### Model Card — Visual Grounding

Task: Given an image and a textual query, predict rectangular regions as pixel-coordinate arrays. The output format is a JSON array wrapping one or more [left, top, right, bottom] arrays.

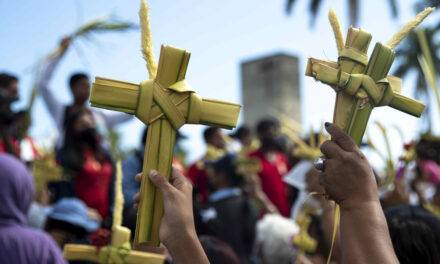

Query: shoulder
[[0, 226, 65, 262]]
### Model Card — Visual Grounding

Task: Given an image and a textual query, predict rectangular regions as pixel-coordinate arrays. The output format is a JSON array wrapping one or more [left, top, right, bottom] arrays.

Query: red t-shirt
[[0, 138, 20, 156], [249, 149, 290, 216], [73, 150, 113, 218], [187, 161, 209, 203]]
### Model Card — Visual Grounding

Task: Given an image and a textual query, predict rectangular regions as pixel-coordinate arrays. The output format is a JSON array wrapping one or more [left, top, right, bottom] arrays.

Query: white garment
[[283, 160, 313, 219], [256, 214, 299, 264], [37, 54, 132, 147]]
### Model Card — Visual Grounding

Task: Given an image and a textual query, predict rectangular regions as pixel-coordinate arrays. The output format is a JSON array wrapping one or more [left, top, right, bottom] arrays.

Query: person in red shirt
[[249, 118, 291, 216], [187, 127, 228, 203], [58, 108, 114, 225]]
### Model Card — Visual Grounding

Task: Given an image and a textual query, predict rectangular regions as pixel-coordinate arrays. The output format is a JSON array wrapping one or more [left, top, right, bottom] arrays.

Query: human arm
[[36, 37, 71, 129], [135, 169, 210, 264], [94, 108, 133, 128], [244, 173, 279, 214], [319, 123, 399, 264]]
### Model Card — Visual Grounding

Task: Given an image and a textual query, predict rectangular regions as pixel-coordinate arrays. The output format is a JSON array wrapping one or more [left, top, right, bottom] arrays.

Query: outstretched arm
[[135, 169, 209, 264], [36, 37, 71, 130], [93, 108, 133, 129], [319, 123, 399, 264]]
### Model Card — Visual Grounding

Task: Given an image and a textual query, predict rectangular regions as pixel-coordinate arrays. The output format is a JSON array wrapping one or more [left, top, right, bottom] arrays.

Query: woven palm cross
[[90, 1, 240, 246], [306, 8, 433, 145]]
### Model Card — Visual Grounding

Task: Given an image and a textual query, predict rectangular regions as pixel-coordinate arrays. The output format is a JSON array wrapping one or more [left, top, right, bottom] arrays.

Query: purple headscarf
[[0, 154, 66, 264]]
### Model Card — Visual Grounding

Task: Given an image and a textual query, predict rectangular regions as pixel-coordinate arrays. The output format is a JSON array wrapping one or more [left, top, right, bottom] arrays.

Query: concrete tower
[[241, 53, 301, 126]]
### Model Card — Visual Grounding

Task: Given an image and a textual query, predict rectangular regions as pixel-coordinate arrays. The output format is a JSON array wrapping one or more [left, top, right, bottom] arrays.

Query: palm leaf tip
[[139, 0, 158, 79], [72, 17, 137, 38], [328, 8, 344, 52], [387, 7, 435, 49]]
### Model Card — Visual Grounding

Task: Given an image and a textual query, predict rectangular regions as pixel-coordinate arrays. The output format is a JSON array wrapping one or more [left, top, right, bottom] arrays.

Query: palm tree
[[393, 26, 440, 100], [393, 0, 440, 128], [285, 0, 398, 27]]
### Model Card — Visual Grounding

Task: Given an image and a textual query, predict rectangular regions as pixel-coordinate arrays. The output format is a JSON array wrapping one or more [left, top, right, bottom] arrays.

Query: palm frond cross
[[306, 8, 433, 145]]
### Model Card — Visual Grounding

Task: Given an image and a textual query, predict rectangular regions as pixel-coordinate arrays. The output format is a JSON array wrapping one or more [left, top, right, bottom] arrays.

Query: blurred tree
[[416, 0, 440, 10], [393, 1, 440, 129], [394, 27, 440, 99], [285, 0, 398, 27]]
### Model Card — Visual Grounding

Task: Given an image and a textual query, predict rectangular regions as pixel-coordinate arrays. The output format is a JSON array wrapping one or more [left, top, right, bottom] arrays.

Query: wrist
[[339, 197, 381, 213], [165, 229, 208, 264], [163, 227, 197, 251]]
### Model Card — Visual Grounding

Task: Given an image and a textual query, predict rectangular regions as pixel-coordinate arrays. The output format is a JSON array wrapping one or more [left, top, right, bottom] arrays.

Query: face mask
[[76, 128, 98, 147], [260, 136, 283, 152]]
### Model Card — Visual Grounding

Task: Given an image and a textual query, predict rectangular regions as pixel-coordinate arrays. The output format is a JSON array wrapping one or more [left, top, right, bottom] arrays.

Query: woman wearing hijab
[[0, 154, 66, 264]]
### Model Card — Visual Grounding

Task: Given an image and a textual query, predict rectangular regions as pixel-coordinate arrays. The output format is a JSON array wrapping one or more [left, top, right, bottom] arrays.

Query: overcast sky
[[1, 0, 439, 165]]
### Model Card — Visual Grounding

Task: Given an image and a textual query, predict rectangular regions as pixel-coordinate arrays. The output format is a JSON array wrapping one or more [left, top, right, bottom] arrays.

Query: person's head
[[0, 72, 19, 101], [45, 198, 99, 247], [256, 117, 281, 152], [65, 108, 97, 144], [10, 110, 28, 140], [61, 108, 100, 172], [199, 236, 240, 264], [203, 127, 226, 149], [416, 136, 440, 164], [69, 72, 90, 105], [256, 214, 299, 264], [385, 205, 440, 264], [206, 154, 243, 192], [231, 125, 253, 147], [0, 154, 34, 225]]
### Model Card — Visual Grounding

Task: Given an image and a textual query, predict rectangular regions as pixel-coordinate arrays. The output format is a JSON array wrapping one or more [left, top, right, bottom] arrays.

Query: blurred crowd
[[1, 38, 440, 264]]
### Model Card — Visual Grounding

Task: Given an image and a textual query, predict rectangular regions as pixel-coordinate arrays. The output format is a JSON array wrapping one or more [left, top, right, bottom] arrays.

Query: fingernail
[[149, 170, 157, 177], [325, 122, 331, 127]]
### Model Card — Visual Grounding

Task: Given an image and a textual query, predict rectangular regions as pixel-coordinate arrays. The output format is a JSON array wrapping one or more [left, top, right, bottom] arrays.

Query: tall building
[[241, 53, 301, 127]]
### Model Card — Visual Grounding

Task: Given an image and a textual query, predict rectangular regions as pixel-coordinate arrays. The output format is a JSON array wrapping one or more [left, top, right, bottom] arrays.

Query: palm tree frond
[[388, 0, 399, 18], [308, 0, 324, 27], [285, 0, 299, 14]]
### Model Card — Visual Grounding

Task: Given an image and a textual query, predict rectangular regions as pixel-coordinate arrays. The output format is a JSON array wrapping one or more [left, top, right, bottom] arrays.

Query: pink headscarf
[[419, 159, 440, 184]]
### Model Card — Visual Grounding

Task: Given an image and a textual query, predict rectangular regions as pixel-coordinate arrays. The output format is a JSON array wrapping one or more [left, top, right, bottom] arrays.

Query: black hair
[[231, 125, 252, 140], [58, 108, 102, 174], [203, 127, 220, 142], [0, 72, 18, 89], [385, 205, 440, 264], [45, 218, 88, 240], [256, 117, 280, 136], [199, 236, 240, 264], [416, 136, 440, 164], [69, 72, 89, 89], [209, 154, 243, 187]]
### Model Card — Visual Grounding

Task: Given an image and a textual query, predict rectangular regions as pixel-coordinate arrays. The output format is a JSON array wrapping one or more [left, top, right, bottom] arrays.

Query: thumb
[[149, 170, 174, 194]]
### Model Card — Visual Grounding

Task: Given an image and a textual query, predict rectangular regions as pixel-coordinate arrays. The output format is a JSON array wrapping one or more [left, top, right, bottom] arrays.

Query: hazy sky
[[1, 0, 439, 164]]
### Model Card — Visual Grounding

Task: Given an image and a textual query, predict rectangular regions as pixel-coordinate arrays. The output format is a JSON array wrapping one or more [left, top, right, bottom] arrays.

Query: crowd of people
[[1, 37, 440, 264]]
